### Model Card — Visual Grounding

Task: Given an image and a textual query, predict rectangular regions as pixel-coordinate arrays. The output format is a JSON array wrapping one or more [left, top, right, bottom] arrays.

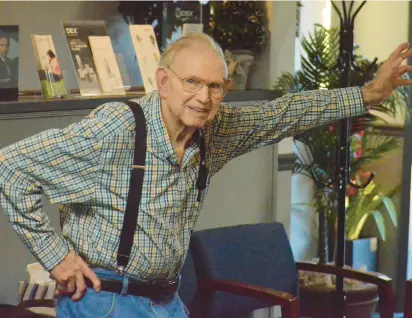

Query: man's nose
[[196, 85, 210, 103]]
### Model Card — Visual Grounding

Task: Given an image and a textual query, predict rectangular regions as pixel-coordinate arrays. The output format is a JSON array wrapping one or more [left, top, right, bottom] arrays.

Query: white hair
[[158, 33, 228, 79]]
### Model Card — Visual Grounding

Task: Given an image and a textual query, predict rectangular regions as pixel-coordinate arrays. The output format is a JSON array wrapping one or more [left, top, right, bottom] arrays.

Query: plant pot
[[299, 283, 378, 318], [226, 49, 254, 90], [346, 237, 378, 272], [299, 272, 378, 317]]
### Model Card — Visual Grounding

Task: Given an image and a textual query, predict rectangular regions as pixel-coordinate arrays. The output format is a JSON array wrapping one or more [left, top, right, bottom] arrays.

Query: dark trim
[[395, 112, 411, 311], [369, 124, 405, 137], [0, 89, 281, 115], [278, 153, 296, 171], [395, 1, 412, 310]]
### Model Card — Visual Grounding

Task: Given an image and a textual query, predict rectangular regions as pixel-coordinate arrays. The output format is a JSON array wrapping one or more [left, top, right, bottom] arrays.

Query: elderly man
[[0, 33, 411, 317]]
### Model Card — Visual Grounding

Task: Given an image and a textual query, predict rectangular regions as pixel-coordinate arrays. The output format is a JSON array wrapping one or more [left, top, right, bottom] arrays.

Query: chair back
[[190, 222, 298, 316], [178, 249, 198, 309]]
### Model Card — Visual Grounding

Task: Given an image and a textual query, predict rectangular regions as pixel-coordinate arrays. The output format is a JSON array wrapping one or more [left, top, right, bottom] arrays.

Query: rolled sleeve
[[336, 87, 365, 118]]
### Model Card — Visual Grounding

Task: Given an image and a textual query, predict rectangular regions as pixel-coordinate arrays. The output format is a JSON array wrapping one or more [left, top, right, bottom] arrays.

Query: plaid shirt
[[0, 87, 364, 279]]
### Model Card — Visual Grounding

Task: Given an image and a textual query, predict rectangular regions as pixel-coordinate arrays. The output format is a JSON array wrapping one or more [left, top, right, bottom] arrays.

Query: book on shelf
[[62, 21, 108, 96], [129, 25, 160, 94], [31, 35, 68, 99], [0, 25, 19, 101], [182, 23, 203, 36], [88, 36, 125, 95]]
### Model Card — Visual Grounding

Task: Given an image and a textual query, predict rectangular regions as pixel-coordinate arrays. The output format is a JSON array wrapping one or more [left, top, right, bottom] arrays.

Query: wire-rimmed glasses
[[167, 67, 230, 99]]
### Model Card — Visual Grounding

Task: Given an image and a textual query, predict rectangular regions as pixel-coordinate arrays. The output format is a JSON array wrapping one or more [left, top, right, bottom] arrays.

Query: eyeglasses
[[166, 67, 229, 98]]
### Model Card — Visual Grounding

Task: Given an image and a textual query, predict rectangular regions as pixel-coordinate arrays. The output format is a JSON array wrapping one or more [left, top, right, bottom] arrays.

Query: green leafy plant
[[208, 0, 268, 53], [346, 176, 399, 241], [273, 24, 408, 264]]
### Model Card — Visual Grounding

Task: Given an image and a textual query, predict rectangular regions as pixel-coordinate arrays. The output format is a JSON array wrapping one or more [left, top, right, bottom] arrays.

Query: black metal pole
[[334, 25, 353, 318], [331, 1, 371, 317]]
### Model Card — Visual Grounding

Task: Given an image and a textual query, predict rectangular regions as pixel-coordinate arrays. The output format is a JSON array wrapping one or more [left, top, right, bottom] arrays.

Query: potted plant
[[273, 23, 408, 317], [345, 175, 400, 271], [295, 125, 400, 267], [293, 121, 401, 265], [207, 0, 268, 90]]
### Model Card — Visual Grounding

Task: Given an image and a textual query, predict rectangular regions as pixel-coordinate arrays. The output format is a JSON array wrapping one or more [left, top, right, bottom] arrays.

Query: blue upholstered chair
[[179, 248, 199, 310], [188, 222, 299, 318], [179, 237, 299, 317], [183, 222, 394, 318]]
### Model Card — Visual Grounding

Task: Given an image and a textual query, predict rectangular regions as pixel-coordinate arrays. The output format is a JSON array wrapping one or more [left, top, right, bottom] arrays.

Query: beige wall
[[352, 1, 409, 62], [352, 1, 409, 126]]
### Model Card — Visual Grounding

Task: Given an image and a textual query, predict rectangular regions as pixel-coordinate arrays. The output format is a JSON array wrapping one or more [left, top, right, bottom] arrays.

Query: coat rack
[[330, 1, 377, 317]]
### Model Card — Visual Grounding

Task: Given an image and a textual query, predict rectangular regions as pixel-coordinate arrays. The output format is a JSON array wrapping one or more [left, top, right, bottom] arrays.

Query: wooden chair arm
[[18, 299, 55, 309], [296, 261, 393, 318], [198, 277, 299, 318], [404, 279, 412, 318]]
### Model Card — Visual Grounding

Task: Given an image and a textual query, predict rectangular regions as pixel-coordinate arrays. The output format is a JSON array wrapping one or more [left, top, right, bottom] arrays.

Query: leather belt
[[85, 276, 180, 302]]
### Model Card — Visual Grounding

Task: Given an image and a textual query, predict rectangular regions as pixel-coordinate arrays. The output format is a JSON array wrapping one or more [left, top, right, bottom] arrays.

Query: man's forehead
[[172, 45, 225, 80]]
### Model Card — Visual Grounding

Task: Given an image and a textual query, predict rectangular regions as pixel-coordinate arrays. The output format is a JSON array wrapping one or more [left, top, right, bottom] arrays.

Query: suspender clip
[[117, 265, 125, 276]]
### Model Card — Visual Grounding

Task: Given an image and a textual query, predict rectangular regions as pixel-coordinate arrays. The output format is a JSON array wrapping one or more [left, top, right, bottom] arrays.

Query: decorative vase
[[299, 282, 378, 318], [224, 49, 254, 90], [299, 271, 379, 317]]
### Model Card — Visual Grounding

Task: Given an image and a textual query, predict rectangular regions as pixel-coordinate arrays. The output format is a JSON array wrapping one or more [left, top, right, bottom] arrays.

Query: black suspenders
[[116, 101, 147, 275], [116, 101, 208, 275]]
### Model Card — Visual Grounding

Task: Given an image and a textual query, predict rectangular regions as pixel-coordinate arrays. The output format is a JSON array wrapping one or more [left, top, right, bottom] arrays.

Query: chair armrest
[[18, 299, 55, 309], [296, 261, 393, 318], [198, 277, 299, 318], [404, 279, 412, 318]]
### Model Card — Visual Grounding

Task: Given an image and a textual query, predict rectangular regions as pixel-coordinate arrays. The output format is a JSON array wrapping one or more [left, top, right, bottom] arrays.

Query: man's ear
[[225, 79, 232, 91], [156, 67, 168, 98]]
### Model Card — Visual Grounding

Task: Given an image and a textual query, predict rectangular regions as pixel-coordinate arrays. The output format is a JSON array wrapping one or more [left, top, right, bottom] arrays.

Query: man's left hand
[[361, 42, 412, 106]]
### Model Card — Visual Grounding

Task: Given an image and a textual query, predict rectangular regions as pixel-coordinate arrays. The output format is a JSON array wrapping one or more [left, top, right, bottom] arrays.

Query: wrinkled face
[[156, 43, 228, 130], [0, 37, 9, 58]]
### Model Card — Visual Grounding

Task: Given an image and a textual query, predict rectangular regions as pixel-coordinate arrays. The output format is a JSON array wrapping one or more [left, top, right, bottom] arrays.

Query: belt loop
[[121, 275, 129, 296]]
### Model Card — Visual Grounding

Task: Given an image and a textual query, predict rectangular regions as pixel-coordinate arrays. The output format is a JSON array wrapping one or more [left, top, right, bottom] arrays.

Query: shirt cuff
[[335, 86, 366, 118], [33, 233, 69, 271]]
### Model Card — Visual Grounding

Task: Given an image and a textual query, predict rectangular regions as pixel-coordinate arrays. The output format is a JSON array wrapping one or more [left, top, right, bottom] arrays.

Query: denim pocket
[[56, 288, 116, 318]]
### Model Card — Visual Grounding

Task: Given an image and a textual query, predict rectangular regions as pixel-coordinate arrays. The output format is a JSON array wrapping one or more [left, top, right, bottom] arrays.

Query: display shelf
[[0, 89, 281, 115]]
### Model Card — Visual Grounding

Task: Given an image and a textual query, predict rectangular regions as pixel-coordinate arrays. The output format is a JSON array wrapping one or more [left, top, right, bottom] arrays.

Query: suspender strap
[[196, 132, 208, 202], [117, 101, 147, 274]]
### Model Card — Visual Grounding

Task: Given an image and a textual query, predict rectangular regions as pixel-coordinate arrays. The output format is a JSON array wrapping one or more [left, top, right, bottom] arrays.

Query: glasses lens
[[209, 82, 225, 98], [182, 78, 202, 93]]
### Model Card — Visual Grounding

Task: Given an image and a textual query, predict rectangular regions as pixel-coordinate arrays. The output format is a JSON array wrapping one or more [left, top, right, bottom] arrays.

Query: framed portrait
[[0, 25, 19, 101]]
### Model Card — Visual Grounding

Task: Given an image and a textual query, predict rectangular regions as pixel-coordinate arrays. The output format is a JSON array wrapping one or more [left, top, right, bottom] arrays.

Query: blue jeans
[[55, 268, 189, 318]]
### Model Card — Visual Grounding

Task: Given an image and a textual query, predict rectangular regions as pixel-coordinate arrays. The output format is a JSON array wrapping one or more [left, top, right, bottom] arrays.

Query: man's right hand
[[50, 251, 101, 301]]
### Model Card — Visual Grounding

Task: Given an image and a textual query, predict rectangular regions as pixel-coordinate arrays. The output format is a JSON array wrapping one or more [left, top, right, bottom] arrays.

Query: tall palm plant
[[274, 24, 407, 265]]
